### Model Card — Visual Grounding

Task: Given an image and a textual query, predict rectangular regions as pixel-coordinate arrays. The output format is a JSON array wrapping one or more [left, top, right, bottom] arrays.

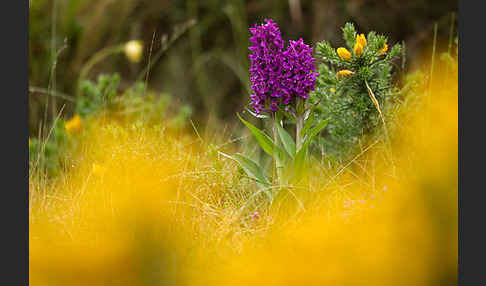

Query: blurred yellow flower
[[124, 40, 144, 63], [378, 43, 388, 54], [65, 114, 82, 134], [356, 33, 367, 48], [330, 88, 336, 93], [336, 70, 355, 80], [337, 47, 351, 61], [92, 163, 107, 177], [354, 42, 363, 56]]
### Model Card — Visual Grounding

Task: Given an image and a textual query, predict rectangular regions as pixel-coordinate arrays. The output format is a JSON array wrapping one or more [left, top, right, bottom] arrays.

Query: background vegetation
[[29, 0, 457, 133]]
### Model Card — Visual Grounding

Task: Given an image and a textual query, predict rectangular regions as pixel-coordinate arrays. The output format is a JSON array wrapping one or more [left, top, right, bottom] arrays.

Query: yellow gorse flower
[[378, 42, 388, 54], [356, 33, 367, 48], [65, 114, 82, 134], [330, 88, 336, 94], [124, 40, 144, 63], [336, 70, 355, 80], [354, 42, 363, 56], [337, 47, 351, 61]]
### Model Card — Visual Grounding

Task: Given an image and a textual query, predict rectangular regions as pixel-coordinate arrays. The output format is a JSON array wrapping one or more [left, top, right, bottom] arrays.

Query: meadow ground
[[29, 55, 457, 285]]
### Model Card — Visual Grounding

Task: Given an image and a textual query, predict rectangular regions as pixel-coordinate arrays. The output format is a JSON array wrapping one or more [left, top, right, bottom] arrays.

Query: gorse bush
[[77, 73, 121, 117], [78, 73, 192, 126], [30, 74, 121, 177], [30, 73, 192, 178], [312, 22, 402, 159]]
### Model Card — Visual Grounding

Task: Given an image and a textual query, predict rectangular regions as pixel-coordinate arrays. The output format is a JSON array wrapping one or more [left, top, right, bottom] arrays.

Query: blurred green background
[[29, 0, 457, 136]]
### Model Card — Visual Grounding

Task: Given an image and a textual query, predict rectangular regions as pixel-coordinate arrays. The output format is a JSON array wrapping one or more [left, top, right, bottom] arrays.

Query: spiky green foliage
[[76, 73, 121, 117], [312, 22, 402, 160], [29, 120, 71, 177], [30, 74, 192, 178]]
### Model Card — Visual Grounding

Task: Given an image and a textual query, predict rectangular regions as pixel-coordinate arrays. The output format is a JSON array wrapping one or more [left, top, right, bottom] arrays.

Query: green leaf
[[293, 118, 329, 179], [292, 146, 307, 181], [301, 109, 315, 137], [276, 121, 296, 158], [224, 152, 273, 199], [230, 153, 270, 185], [302, 118, 329, 151], [237, 113, 278, 156]]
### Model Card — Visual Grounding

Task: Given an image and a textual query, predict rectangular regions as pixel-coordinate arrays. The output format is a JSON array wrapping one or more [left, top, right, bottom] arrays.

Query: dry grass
[[29, 57, 457, 285]]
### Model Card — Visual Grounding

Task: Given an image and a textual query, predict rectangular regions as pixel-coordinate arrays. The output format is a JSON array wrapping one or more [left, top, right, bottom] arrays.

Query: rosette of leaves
[[222, 19, 327, 202], [312, 23, 402, 160], [225, 111, 327, 201]]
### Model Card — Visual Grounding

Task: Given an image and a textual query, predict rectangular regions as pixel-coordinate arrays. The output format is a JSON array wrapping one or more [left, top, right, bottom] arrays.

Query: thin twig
[[364, 80, 396, 175], [136, 19, 196, 83], [144, 30, 157, 95], [29, 86, 75, 102], [49, 0, 58, 121]]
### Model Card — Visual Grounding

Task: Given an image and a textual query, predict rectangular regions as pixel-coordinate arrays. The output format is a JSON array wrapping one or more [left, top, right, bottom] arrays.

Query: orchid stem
[[296, 114, 303, 152]]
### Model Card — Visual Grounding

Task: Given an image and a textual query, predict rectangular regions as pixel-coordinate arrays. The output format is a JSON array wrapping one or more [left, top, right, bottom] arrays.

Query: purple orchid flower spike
[[248, 19, 318, 114]]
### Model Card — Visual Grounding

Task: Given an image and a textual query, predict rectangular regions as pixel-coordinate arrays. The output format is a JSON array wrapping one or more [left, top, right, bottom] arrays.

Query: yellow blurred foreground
[[30, 58, 457, 285]]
